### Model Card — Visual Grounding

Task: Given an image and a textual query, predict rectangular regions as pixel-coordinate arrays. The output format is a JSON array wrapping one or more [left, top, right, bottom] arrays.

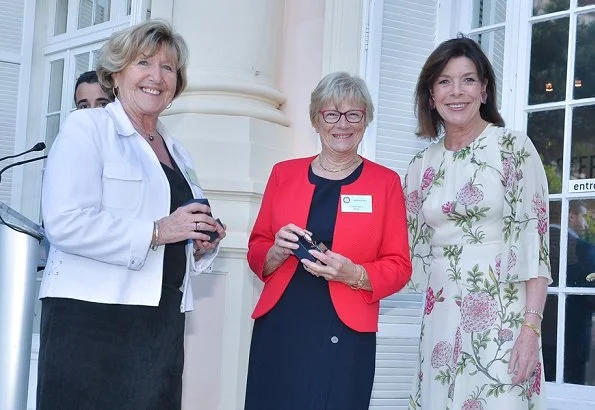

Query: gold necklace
[[318, 155, 361, 173]]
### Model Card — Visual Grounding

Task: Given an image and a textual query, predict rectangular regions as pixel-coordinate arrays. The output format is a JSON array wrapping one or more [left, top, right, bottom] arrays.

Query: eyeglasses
[[319, 109, 365, 124]]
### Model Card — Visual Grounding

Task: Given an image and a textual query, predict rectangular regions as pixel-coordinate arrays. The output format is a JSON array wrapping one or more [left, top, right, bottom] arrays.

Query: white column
[[152, 1, 291, 409]]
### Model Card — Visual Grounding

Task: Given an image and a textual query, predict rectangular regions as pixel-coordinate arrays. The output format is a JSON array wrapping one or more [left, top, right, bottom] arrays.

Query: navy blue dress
[[37, 158, 192, 410], [244, 163, 376, 410]]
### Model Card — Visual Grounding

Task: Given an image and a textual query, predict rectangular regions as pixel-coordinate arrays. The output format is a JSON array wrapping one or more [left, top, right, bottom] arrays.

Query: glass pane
[[45, 114, 61, 148], [78, 0, 110, 29], [74, 52, 90, 80], [564, 295, 595, 385], [54, 0, 68, 35], [470, 29, 505, 110], [549, 200, 562, 287], [574, 12, 595, 99], [533, 0, 569, 16], [78, 0, 93, 29], [570, 105, 595, 180], [542, 294, 558, 381], [578, 0, 595, 6], [527, 109, 565, 194], [471, 0, 507, 28], [528, 18, 569, 105], [565, 199, 595, 287], [94, 0, 110, 25], [92, 49, 101, 70], [47, 59, 64, 112]]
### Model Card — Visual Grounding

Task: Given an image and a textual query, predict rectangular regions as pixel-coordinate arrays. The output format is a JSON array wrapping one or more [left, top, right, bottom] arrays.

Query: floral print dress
[[404, 124, 551, 410]]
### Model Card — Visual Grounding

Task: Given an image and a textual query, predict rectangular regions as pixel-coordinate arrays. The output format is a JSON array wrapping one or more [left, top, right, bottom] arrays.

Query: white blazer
[[40, 99, 217, 312]]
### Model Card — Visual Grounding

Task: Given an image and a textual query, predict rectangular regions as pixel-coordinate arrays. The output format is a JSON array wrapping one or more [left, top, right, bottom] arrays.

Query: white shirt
[[40, 99, 217, 312]]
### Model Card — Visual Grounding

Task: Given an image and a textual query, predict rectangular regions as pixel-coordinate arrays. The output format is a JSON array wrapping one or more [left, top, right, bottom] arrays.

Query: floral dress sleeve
[[403, 148, 435, 292], [498, 129, 552, 284]]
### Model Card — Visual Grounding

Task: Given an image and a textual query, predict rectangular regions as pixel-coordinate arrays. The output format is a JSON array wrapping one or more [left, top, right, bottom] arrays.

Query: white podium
[[0, 202, 44, 410]]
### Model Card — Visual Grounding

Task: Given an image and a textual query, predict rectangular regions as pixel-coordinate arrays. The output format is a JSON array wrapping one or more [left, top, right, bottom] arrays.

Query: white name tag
[[340, 195, 372, 213]]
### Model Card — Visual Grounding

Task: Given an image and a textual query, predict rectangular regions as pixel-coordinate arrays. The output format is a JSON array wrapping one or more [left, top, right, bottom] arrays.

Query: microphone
[[0, 155, 48, 183], [0, 142, 46, 163]]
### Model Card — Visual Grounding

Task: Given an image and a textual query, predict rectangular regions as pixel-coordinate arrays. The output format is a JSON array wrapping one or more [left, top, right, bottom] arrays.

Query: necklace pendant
[[148, 135, 154, 141]]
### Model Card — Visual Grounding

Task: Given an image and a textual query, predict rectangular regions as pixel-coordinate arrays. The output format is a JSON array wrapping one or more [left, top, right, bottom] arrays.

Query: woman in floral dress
[[404, 36, 551, 409]]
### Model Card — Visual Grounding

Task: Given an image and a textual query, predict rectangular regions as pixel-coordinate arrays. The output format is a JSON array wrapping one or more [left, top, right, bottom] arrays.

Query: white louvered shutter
[[0, 0, 26, 204], [367, 0, 436, 408]]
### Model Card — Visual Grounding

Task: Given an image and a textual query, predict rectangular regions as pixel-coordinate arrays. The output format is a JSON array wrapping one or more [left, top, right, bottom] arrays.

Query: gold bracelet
[[150, 221, 159, 251], [522, 322, 541, 337], [525, 309, 543, 320], [350, 265, 367, 290]]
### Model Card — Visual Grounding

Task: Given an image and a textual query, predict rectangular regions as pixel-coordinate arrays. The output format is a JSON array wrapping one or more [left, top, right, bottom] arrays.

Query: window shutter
[[368, 0, 436, 408], [372, 0, 435, 178], [0, 0, 25, 204]]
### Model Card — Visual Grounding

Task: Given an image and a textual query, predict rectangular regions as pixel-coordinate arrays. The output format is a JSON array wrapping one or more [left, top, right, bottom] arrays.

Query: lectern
[[0, 202, 44, 410]]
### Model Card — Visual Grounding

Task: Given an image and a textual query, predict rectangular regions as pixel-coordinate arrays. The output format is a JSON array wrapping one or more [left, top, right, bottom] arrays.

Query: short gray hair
[[97, 20, 189, 99], [309, 72, 374, 127]]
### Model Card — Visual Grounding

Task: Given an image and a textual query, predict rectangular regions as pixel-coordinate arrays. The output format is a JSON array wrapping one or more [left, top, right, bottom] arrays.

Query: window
[[42, 0, 144, 148], [524, 0, 595, 393]]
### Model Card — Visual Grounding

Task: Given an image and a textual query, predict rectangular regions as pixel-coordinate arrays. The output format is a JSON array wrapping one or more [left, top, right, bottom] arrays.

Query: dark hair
[[74, 70, 114, 103], [414, 35, 505, 139]]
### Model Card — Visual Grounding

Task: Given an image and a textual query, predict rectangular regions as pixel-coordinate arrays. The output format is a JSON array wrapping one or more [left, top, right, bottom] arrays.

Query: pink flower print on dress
[[498, 328, 514, 342], [456, 182, 484, 206], [452, 327, 462, 364], [421, 167, 435, 191], [532, 194, 548, 235], [406, 190, 422, 215], [527, 362, 542, 397], [460, 292, 498, 333], [441, 201, 456, 215], [495, 254, 502, 278], [430, 341, 453, 368], [502, 158, 515, 189], [424, 287, 444, 315], [462, 399, 484, 410]]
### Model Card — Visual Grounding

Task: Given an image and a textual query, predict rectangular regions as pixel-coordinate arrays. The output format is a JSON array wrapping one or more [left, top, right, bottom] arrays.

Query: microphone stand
[[0, 155, 48, 183]]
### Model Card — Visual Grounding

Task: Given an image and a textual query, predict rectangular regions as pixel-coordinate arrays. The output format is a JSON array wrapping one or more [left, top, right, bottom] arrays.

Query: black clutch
[[184, 198, 224, 243], [293, 234, 328, 262]]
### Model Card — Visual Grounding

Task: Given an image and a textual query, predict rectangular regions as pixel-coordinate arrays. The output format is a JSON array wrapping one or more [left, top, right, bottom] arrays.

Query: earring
[[429, 97, 435, 109], [166, 101, 172, 109], [480, 91, 487, 104], [112, 87, 119, 98]]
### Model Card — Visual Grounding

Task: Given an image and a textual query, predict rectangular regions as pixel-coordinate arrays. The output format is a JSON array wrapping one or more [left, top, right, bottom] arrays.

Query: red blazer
[[247, 156, 412, 332]]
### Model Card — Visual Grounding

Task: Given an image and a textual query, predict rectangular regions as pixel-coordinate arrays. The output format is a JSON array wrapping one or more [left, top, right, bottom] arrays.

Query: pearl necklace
[[318, 155, 361, 173]]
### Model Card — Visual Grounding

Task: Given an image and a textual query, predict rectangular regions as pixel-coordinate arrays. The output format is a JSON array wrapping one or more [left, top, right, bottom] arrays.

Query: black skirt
[[36, 288, 185, 410]]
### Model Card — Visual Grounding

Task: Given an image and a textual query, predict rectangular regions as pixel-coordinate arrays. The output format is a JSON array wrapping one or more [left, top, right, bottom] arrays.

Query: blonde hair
[[97, 20, 189, 99], [309, 72, 375, 128]]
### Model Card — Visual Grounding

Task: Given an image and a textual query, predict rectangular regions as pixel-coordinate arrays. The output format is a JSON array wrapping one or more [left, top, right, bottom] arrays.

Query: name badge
[[340, 195, 372, 213], [185, 167, 201, 187]]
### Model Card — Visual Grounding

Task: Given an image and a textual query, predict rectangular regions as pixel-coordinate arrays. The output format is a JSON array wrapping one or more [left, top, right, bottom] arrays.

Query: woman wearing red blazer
[[244, 72, 412, 410]]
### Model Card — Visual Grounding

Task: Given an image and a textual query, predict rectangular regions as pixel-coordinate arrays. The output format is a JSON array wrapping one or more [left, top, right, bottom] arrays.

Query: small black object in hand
[[184, 198, 224, 243], [293, 234, 328, 262]]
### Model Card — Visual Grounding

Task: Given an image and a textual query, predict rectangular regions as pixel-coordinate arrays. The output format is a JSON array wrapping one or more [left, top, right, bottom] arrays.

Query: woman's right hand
[[157, 201, 219, 245], [263, 224, 310, 276]]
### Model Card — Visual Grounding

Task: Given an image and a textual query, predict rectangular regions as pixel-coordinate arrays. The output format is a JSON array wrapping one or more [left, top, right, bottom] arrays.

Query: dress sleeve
[[403, 150, 433, 293], [498, 131, 552, 284]]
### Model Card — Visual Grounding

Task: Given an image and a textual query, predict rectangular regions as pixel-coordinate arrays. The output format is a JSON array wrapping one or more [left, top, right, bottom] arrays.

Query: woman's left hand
[[508, 325, 540, 384], [300, 249, 360, 286], [193, 221, 227, 259]]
